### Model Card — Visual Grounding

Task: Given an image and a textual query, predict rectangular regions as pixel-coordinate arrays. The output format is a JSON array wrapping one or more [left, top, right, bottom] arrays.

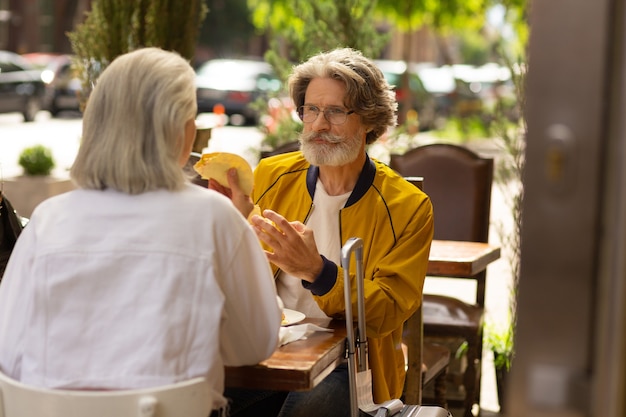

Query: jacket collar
[[305, 154, 376, 208]]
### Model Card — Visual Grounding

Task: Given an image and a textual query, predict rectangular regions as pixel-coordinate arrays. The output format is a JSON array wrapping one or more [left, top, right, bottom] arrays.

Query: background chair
[[0, 371, 211, 417], [390, 143, 494, 417]]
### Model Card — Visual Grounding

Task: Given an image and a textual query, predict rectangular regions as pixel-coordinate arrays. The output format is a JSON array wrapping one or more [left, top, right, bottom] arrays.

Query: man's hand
[[208, 168, 254, 219], [250, 209, 324, 282]]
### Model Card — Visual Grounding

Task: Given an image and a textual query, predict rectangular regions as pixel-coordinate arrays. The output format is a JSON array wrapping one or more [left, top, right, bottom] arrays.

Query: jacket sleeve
[[314, 194, 434, 338]]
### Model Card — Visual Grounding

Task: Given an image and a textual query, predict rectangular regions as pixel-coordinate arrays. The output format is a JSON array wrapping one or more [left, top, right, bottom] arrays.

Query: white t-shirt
[[0, 184, 281, 410], [276, 180, 350, 318]]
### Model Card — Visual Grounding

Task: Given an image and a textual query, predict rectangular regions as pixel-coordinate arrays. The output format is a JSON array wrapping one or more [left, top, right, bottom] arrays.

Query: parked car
[[448, 63, 514, 111], [416, 65, 485, 118], [40, 55, 82, 116], [195, 58, 281, 126], [20, 52, 63, 69], [22, 53, 83, 117], [374, 60, 440, 130], [0, 50, 46, 122]]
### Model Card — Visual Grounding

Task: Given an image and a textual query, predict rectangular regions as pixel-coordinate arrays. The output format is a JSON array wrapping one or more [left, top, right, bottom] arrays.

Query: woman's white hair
[[71, 47, 197, 194]]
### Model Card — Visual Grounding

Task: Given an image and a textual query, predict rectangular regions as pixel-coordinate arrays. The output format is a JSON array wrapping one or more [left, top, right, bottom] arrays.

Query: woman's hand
[[208, 168, 254, 219], [250, 209, 324, 282]]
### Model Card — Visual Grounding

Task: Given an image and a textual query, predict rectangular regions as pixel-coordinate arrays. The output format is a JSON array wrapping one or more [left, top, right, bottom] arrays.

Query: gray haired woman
[[0, 47, 281, 416]]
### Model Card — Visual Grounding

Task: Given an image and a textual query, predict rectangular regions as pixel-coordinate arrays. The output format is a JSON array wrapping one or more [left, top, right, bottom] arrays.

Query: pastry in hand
[[193, 152, 254, 194]]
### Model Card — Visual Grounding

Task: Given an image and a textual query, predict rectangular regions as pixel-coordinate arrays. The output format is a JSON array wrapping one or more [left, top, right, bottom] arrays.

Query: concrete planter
[[2, 175, 75, 218]]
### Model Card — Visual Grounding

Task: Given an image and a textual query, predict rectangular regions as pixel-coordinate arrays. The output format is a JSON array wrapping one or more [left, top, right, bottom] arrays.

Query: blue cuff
[[302, 255, 337, 296]]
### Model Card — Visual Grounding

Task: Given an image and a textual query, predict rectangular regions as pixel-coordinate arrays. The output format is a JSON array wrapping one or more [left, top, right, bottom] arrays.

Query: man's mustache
[[300, 132, 343, 144]]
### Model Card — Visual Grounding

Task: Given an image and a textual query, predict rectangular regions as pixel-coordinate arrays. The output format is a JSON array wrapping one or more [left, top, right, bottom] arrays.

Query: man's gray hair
[[288, 48, 397, 144]]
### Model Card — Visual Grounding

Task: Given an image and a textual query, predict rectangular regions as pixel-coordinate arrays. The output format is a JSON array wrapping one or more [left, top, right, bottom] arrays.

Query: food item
[[277, 296, 287, 325], [193, 152, 254, 195]]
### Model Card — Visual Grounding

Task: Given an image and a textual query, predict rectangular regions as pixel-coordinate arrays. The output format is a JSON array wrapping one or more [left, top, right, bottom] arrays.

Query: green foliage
[[458, 28, 493, 65], [488, 66, 526, 368], [376, 0, 487, 33], [198, 0, 255, 59], [432, 115, 492, 142], [485, 320, 514, 370], [18, 145, 56, 176], [492, 0, 530, 60], [481, 1, 528, 373], [250, 0, 389, 82], [67, 0, 208, 109]]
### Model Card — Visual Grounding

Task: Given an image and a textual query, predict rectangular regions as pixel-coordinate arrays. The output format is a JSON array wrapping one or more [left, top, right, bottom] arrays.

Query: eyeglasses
[[297, 105, 354, 125]]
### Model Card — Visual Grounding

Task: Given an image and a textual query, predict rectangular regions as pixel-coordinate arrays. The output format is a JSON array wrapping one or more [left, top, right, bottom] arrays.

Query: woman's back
[[0, 184, 280, 409]]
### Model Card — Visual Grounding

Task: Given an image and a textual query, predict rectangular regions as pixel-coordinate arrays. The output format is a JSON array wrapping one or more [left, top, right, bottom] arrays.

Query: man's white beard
[[299, 131, 361, 166]]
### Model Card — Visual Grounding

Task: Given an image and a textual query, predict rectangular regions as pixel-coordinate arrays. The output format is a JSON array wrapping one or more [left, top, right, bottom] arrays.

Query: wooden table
[[427, 239, 500, 278], [225, 318, 347, 392], [225, 239, 501, 392]]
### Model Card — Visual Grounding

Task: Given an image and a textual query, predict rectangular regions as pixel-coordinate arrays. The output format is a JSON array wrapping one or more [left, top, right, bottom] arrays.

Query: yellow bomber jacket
[[252, 152, 434, 403]]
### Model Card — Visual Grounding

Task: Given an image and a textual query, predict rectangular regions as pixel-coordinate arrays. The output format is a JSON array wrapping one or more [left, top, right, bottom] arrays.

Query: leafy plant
[[67, 0, 208, 110], [483, 18, 528, 373], [18, 145, 56, 176], [249, 0, 388, 81], [484, 319, 514, 371], [432, 115, 492, 142]]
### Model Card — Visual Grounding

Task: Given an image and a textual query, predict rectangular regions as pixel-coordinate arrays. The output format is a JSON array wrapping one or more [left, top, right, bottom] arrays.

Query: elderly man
[[218, 47, 434, 417]]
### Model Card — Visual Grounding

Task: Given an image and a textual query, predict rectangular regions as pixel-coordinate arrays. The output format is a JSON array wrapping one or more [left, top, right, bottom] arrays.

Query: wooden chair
[[0, 371, 211, 417], [390, 144, 493, 417], [402, 176, 451, 409], [403, 304, 451, 408]]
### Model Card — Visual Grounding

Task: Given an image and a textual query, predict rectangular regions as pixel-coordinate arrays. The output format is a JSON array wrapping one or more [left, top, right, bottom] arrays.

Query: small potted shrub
[[18, 144, 55, 176], [3, 144, 73, 217], [485, 319, 514, 412]]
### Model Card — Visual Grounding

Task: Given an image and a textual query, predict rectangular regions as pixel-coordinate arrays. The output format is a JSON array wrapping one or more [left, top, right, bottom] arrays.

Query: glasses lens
[[298, 106, 318, 123], [326, 109, 347, 124], [298, 106, 350, 124]]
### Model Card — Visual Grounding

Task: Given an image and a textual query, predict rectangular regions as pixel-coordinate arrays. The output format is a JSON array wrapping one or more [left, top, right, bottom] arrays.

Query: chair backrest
[[389, 144, 493, 243], [184, 152, 208, 188], [0, 372, 211, 417], [390, 143, 493, 307]]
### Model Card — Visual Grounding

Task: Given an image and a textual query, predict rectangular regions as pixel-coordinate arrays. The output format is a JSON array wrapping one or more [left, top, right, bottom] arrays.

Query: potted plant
[[257, 97, 303, 158], [3, 145, 74, 218], [484, 317, 515, 412], [18, 144, 55, 176]]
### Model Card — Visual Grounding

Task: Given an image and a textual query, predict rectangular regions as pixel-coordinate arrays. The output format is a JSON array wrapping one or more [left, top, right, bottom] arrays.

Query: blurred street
[[0, 111, 511, 416]]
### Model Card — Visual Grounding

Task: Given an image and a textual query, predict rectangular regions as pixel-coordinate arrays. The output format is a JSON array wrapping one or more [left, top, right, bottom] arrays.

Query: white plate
[[282, 308, 306, 326]]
